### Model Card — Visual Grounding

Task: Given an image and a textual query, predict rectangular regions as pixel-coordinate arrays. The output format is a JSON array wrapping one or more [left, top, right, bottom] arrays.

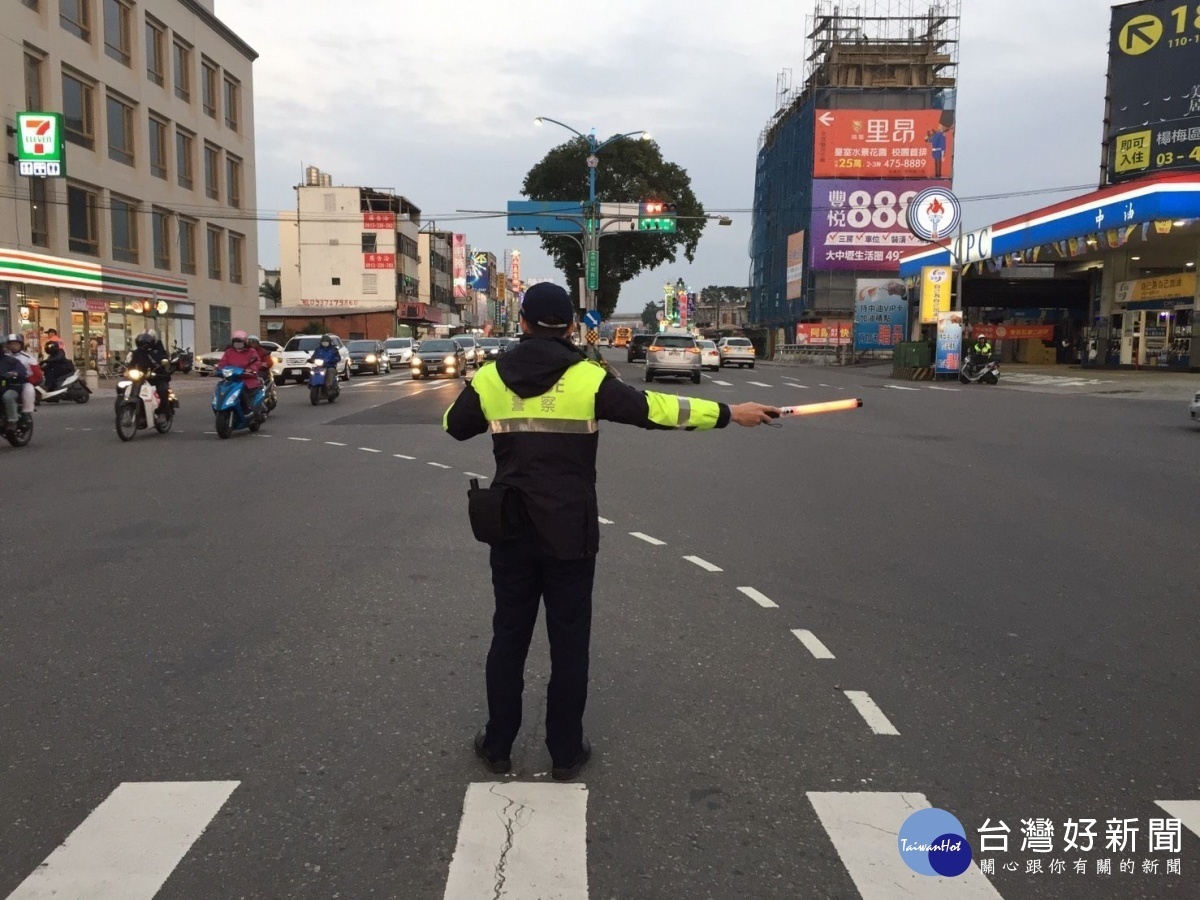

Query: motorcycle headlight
[[313, 360, 325, 368], [221, 367, 235, 377], [365, 354, 376, 363], [128, 368, 143, 380]]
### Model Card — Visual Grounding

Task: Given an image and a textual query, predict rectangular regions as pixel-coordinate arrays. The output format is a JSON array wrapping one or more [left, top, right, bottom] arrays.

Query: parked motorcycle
[[212, 366, 265, 439], [308, 359, 340, 405], [114, 367, 177, 441], [36, 369, 91, 405], [959, 358, 1001, 385], [170, 345, 194, 375]]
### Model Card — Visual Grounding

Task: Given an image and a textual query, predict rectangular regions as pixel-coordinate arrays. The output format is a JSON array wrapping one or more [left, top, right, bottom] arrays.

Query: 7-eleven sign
[[16, 112, 67, 178]]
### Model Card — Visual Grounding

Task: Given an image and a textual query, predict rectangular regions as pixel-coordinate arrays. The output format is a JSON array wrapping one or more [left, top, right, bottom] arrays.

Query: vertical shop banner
[[813, 109, 954, 179], [811, 179, 950, 271], [935, 311, 964, 374], [853, 279, 908, 350], [467, 251, 490, 292], [452, 235, 467, 298], [785, 230, 806, 300], [919, 266, 953, 324]]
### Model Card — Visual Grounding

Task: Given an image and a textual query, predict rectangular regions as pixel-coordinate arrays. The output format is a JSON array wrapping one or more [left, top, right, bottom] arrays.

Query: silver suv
[[645, 333, 701, 384]]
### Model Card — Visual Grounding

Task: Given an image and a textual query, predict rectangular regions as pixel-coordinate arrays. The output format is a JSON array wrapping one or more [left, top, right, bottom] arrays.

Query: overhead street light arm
[[533, 116, 586, 139], [593, 130, 651, 153]]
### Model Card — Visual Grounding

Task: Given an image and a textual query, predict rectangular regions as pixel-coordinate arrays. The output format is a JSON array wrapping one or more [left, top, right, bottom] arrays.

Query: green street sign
[[586, 250, 599, 290], [16, 112, 67, 177]]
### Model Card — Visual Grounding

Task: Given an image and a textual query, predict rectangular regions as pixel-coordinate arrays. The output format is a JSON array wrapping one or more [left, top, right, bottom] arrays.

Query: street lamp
[[533, 116, 650, 206]]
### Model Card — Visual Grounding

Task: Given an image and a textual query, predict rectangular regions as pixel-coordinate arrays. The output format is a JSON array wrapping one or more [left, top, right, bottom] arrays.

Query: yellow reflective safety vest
[[472, 358, 608, 434]]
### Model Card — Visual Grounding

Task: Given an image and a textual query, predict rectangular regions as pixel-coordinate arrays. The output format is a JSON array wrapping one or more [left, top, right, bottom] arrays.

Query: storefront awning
[[898, 173, 1200, 279]]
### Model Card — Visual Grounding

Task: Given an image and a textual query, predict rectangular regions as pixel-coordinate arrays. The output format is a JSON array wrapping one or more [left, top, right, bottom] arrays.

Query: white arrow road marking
[[844, 691, 900, 735], [683, 555, 723, 572], [737, 586, 778, 609], [6, 781, 240, 900]]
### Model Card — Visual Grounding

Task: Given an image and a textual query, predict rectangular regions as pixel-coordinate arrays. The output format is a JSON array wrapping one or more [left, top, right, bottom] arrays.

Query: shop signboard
[[919, 266, 953, 324], [362, 212, 395, 230], [363, 253, 395, 270], [935, 311, 964, 374], [467, 251, 490, 292], [972, 324, 1056, 342], [1115, 272, 1197, 305], [795, 322, 852, 346], [853, 279, 908, 350], [452, 235, 468, 298], [810, 179, 950, 272], [16, 112, 67, 178], [813, 109, 954, 180], [785, 230, 806, 300]]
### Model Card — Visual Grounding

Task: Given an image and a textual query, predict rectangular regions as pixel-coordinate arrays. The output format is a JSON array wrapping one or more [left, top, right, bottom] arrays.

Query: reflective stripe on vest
[[473, 358, 608, 434]]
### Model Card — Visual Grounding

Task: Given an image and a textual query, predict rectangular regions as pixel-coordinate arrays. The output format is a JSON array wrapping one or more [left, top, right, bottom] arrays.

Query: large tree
[[640, 301, 663, 330], [522, 137, 705, 317]]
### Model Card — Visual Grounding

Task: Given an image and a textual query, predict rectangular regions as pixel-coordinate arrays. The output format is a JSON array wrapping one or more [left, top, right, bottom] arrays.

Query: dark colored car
[[476, 337, 504, 362], [627, 334, 656, 362], [410, 338, 466, 379], [346, 340, 391, 375]]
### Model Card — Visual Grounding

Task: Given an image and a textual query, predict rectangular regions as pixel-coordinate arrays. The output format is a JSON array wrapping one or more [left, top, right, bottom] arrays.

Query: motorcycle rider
[[0, 343, 28, 426], [308, 333, 341, 395], [247, 334, 275, 383], [969, 333, 993, 373], [216, 330, 263, 416], [6, 334, 38, 420], [128, 332, 173, 416], [41, 341, 76, 392]]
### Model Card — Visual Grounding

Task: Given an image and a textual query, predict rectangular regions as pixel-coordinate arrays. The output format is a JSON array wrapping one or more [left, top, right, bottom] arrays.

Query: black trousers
[[484, 534, 595, 767]]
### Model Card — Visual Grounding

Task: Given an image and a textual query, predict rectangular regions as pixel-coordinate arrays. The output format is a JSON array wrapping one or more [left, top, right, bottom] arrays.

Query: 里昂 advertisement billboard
[[785, 231, 806, 300], [452, 235, 467, 298], [920, 266, 953, 324], [853, 279, 908, 350], [813, 109, 954, 180], [796, 322, 851, 346], [810, 179, 950, 272]]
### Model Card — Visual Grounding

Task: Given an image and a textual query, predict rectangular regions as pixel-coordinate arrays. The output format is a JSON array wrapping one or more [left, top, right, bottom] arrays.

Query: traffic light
[[638, 200, 677, 232]]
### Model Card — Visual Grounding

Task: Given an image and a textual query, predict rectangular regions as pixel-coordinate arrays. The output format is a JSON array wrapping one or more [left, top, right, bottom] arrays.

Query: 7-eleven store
[[0, 249, 193, 370]]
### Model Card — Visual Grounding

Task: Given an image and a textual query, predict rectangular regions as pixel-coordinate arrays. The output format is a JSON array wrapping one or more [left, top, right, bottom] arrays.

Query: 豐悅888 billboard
[[810, 179, 950, 272]]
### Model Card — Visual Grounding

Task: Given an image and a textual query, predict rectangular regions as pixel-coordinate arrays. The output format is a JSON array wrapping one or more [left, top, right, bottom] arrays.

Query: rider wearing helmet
[[41, 341, 76, 392], [247, 334, 275, 382], [128, 332, 173, 415], [216, 330, 263, 414], [308, 333, 342, 390], [5, 334, 38, 419], [969, 333, 993, 371], [0, 335, 29, 425]]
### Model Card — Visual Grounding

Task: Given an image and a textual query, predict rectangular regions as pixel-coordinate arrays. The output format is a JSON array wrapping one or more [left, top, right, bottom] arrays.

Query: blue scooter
[[212, 366, 265, 439], [308, 359, 340, 405]]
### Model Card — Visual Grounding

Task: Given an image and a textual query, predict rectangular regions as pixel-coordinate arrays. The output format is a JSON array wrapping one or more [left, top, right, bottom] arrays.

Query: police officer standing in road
[[444, 282, 780, 780]]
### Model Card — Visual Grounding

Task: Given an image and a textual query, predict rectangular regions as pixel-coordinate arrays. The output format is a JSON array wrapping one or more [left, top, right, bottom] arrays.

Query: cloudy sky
[[218, 0, 1118, 313]]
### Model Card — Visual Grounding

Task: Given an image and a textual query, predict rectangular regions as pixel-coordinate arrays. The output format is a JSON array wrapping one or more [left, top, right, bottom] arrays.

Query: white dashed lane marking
[[325, 441, 346, 446], [883, 385, 920, 392], [791, 629, 835, 659], [683, 555, 723, 572], [629, 532, 666, 546], [464, 472, 489, 479], [394, 454, 416, 460], [927, 386, 961, 392], [747, 381, 773, 388], [287, 436, 311, 442], [359, 447, 381, 453], [428, 462, 452, 469], [712, 380, 733, 386], [597, 517, 614, 525], [737, 586, 778, 609], [843, 691, 900, 736]]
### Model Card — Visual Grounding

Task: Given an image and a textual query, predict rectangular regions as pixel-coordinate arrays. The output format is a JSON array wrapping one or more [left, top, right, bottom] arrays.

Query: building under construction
[[749, 0, 960, 343]]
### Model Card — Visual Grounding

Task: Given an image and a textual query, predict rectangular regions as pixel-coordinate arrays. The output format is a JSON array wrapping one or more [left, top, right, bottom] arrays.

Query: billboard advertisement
[[1108, 0, 1200, 180], [813, 109, 954, 180], [785, 231, 806, 300], [810, 179, 950, 271], [919, 265, 953, 324], [452, 235, 467, 298], [853, 279, 908, 350], [935, 311, 964, 374], [796, 322, 851, 346], [467, 250, 490, 292]]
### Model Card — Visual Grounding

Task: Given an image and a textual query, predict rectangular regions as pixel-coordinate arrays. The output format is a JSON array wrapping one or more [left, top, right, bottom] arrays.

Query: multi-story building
[[275, 167, 423, 340], [2, 0, 259, 363], [417, 228, 455, 335]]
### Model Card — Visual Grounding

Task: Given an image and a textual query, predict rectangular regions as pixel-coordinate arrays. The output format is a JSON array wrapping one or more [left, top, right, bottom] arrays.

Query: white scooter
[[36, 369, 91, 404], [959, 357, 1000, 385], [114, 367, 177, 441]]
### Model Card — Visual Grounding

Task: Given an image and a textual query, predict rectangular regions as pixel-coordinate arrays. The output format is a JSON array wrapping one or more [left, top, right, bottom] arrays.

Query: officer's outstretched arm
[[443, 383, 488, 440], [594, 375, 730, 431]]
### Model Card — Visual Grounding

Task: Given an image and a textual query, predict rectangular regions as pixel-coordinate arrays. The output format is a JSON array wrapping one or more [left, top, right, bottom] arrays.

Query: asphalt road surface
[[1, 354, 1197, 899]]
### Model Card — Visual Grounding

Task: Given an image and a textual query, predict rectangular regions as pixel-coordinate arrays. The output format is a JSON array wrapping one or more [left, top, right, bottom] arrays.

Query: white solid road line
[[359, 447, 382, 453], [1154, 800, 1200, 839], [748, 381, 773, 387], [683, 555, 723, 572], [7, 781, 240, 900], [325, 441, 346, 446], [428, 462, 452, 469], [737, 586, 778, 609], [844, 690, 900, 735], [629, 532, 666, 546], [807, 792, 1003, 899], [883, 385, 921, 392], [443, 782, 589, 900], [597, 517, 614, 525], [712, 380, 733, 386], [791, 629, 835, 659], [394, 454, 416, 460]]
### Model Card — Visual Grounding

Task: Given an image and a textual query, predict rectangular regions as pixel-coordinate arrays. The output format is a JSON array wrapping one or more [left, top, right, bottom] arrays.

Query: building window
[[30, 178, 49, 248], [228, 232, 244, 284], [67, 183, 99, 255], [363, 273, 378, 295], [223, 76, 240, 131], [176, 127, 194, 189], [149, 114, 168, 179], [111, 195, 138, 263], [201, 59, 217, 118], [24, 50, 44, 110], [362, 233, 377, 253], [179, 217, 196, 274], [106, 93, 135, 165], [152, 208, 171, 270], [62, 71, 95, 150], [103, 0, 130, 65], [207, 225, 223, 279], [173, 40, 191, 102], [204, 144, 220, 200], [225, 155, 242, 208], [145, 17, 165, 86], [60, 0, 91, 42], [209, 305, 231, 350]]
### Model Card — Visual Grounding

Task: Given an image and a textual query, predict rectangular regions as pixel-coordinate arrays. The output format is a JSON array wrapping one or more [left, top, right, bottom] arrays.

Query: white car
[[195, 350, 222, 376], [454, 335, 481, 369], [716, 336, 756, 369], [277, 334, 350, 385], [698, 339, 720, 371], [1191, 389, 1200, 424], [383, 337, 415, 367]]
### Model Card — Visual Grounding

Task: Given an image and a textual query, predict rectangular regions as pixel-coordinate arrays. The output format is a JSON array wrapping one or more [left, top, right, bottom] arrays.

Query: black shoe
[[551, 736, 592, 781], [473, 728, 511, 775]]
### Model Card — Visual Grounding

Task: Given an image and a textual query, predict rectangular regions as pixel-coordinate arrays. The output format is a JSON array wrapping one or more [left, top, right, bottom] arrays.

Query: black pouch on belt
[[467, 478, 527, 544]]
